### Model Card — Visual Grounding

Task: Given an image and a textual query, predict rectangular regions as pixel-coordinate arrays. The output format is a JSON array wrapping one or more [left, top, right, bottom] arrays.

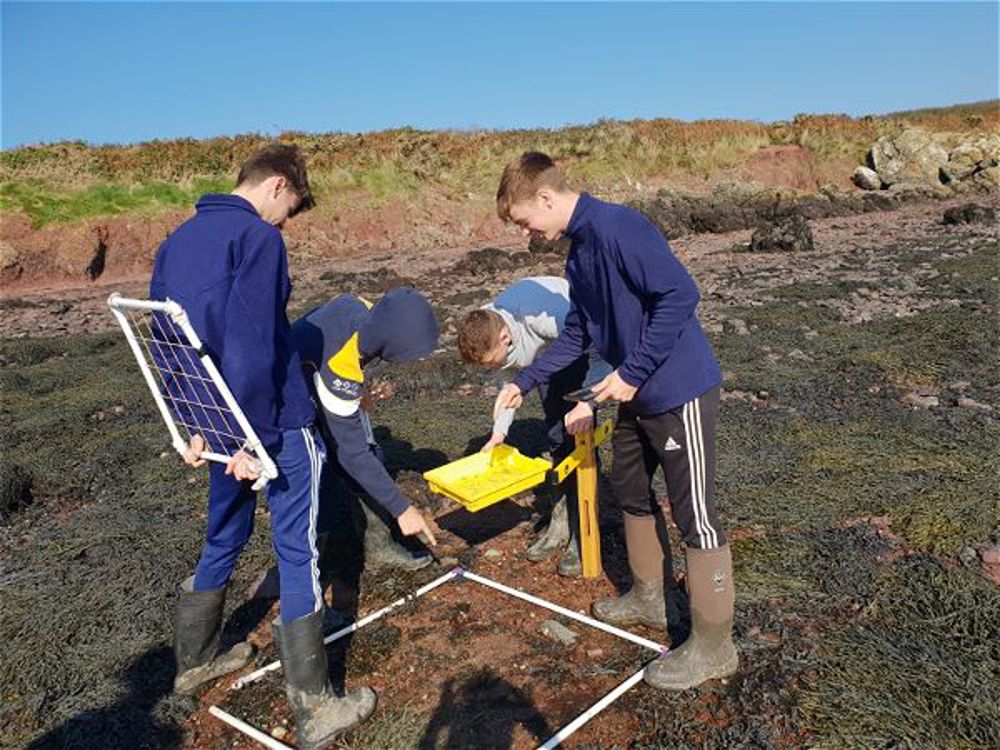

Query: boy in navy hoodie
[[493, 152, 737, 691], [291, 287, 439, 572], [150, 144, 375, 748]]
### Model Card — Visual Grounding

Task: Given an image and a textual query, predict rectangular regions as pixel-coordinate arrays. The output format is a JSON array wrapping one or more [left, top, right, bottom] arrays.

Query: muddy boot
[[173, 576, 253, 694], [557, 535, 582, 577], [526, 495, 571, 562], [645, 545, 738, 691], [591, 513, 669, 629], [274, 610, 377, 749], [360, 501, 431, 572]]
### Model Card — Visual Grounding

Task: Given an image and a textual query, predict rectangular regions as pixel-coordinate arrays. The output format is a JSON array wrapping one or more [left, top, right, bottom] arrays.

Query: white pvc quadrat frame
[[213, 567, 668, 750], [107, 293, 278, 491]]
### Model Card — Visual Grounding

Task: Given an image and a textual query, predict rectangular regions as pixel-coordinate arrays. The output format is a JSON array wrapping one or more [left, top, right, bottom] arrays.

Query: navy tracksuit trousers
[[192, 425, 326, 622]]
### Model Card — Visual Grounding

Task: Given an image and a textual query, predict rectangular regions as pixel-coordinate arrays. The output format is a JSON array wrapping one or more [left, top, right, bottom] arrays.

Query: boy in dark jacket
[[291, 287, 439, 571], [493, 152, 737, 691], [150, 144, 374, 748]]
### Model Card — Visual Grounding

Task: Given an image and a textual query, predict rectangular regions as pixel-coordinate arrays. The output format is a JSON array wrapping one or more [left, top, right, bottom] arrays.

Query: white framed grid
[[216, 567, 668, 749], [107, 293, 277, 490]]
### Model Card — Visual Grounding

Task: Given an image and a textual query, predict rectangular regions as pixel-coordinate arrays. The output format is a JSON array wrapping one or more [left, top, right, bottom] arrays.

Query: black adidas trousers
[[610, 386, 726, 550]]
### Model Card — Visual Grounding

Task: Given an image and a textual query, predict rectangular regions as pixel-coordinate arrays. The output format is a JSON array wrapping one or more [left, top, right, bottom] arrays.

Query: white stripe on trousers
[[683, 398, 718, 549], [302, 427, 323, 613]]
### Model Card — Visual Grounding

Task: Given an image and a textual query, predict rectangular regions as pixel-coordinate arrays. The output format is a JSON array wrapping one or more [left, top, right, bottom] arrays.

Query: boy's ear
[[536, 187, 555, 208]]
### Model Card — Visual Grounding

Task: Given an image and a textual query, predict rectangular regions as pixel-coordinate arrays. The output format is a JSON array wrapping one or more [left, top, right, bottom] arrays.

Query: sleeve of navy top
[[512, 296, 591, 394], [614, 217, 701, 388], [221, 225, 288, 451], [320, 409, 410, 518]]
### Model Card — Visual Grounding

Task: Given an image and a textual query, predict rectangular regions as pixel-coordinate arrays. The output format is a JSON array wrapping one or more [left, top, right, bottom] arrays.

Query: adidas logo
[[664, 437, 682, 452]]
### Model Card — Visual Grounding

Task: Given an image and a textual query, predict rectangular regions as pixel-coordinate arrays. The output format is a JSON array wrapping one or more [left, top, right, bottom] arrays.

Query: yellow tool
[[423, 419, 613, 578]]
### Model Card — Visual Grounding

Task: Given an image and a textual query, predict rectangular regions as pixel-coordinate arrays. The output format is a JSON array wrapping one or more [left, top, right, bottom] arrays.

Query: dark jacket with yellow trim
[[291, 288, 439, 518]]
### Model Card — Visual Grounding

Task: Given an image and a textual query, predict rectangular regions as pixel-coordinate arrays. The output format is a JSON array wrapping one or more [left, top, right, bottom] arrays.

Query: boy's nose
[[521, 227, 530, 237]]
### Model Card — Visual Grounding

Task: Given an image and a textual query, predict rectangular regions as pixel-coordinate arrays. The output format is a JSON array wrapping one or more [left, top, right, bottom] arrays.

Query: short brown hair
[[496, 151, 568, 221], [237, 143, 315, 216], [457, 309, 506, 364]]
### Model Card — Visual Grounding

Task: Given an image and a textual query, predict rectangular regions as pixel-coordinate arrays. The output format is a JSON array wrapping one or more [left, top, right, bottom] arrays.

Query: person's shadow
[[418, 668, 552, 750], [26, 645, 184, 750]]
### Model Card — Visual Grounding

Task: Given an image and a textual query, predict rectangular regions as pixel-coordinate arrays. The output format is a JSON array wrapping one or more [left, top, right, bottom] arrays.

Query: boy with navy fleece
[[291, 287, 439, 572], [150, 145, 374, 748], [493, 152, 737, 691]]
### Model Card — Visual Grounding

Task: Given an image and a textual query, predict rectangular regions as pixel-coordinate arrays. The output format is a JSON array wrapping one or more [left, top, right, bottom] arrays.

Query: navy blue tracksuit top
[[149, 194, 315, 452], [513, 193, 722, 416]]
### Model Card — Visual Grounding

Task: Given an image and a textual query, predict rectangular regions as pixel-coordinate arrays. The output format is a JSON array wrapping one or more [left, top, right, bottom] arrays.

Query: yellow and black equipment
[[423, 420, 613, 579]]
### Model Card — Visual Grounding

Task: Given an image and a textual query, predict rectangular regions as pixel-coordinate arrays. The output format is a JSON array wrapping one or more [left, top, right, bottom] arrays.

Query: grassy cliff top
[[2, 100, 997, 227]]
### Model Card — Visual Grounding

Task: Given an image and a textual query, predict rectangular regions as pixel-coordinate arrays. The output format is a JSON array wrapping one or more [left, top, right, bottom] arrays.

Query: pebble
[[541, 619, 579, 646], [725, 318, 750, 336], [957, 397, 992, 412], [483, 548, 503, 559], [981, 545, 1000, 565], [271, 727, 288, 740], [901, 391, 939, 409]]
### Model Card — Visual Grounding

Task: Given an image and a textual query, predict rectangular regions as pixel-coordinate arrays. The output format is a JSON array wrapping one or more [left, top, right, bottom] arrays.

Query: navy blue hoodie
[[513, 193, 722, 416], [149, 194, 315, 452]]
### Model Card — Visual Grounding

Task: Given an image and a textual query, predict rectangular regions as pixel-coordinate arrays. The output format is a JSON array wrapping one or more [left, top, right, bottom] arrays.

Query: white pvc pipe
[[233, 567, 462, 689], [208, 706, 292, 750], [459, 571, 666, 654], [535, 667, 648, 750]]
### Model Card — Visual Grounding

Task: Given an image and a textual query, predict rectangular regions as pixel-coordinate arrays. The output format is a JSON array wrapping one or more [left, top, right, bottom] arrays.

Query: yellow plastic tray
[[423, 444, 552, 512]]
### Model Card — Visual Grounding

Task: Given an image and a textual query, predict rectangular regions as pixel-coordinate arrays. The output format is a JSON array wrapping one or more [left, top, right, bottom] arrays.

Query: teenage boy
[[291, 287, 439, 572], [493, 152, 737, 691], [151, 144, 375, 749], [457, 276, 608, 576]]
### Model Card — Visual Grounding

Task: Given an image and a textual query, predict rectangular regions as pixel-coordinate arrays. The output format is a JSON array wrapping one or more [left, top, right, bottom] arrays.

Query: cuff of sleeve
[[617, 366, 645, 389], [382, 491, 410, 519], [511, 371, 536, 393]]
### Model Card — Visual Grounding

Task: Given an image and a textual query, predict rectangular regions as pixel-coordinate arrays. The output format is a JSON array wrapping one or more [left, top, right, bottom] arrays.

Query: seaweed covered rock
[[749, 212, 814, 253], [943, 203, 997, 226], [0, 460, 33, 523]]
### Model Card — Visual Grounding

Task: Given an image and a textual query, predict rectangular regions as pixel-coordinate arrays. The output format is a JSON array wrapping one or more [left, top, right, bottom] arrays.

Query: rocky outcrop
[[855, 129, 999, 194]]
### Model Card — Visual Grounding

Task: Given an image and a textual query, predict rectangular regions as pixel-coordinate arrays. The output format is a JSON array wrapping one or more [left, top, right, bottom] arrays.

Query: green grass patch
[[0, 176, 233, 227]]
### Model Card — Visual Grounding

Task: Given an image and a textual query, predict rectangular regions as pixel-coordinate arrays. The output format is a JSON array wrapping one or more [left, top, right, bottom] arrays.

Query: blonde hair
[[457, 309, 506, 364], [496, 151, 568, 221]]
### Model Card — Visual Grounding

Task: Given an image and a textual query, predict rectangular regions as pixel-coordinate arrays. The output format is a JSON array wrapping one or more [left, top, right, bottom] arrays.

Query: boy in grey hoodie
[[457, 276, 609, 576]]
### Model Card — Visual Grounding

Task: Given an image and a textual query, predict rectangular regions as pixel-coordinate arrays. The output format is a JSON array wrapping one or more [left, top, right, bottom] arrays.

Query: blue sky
[[2, 2, 997, 149]]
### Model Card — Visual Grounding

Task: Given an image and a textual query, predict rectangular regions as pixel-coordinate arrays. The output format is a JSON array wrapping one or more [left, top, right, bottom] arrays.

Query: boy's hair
[[496, 151, 568, 221], [457, 309, 506, 364], [237, 143, 316, 215]]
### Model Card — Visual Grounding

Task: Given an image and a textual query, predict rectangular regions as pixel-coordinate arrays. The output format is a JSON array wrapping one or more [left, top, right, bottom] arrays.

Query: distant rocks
[[852, 166, 882, 191], [854, 129, 1000, 194], [749, 211, 814, 253], [942, 203, 996, 225]]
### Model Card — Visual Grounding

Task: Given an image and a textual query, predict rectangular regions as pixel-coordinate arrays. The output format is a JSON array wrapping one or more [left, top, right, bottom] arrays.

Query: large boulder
[[869, 129, 949, 187]]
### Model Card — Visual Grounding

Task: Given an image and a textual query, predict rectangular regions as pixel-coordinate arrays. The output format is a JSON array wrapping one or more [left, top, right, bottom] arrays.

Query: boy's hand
[[493, 383, 523, 419], [397, 505, 438, 546], [226, 450, 262, 482], [564, 401, 596, 435], [592, 370, 638, 404], [183, 435, 207, 467], [480, 432, 507, 453]]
